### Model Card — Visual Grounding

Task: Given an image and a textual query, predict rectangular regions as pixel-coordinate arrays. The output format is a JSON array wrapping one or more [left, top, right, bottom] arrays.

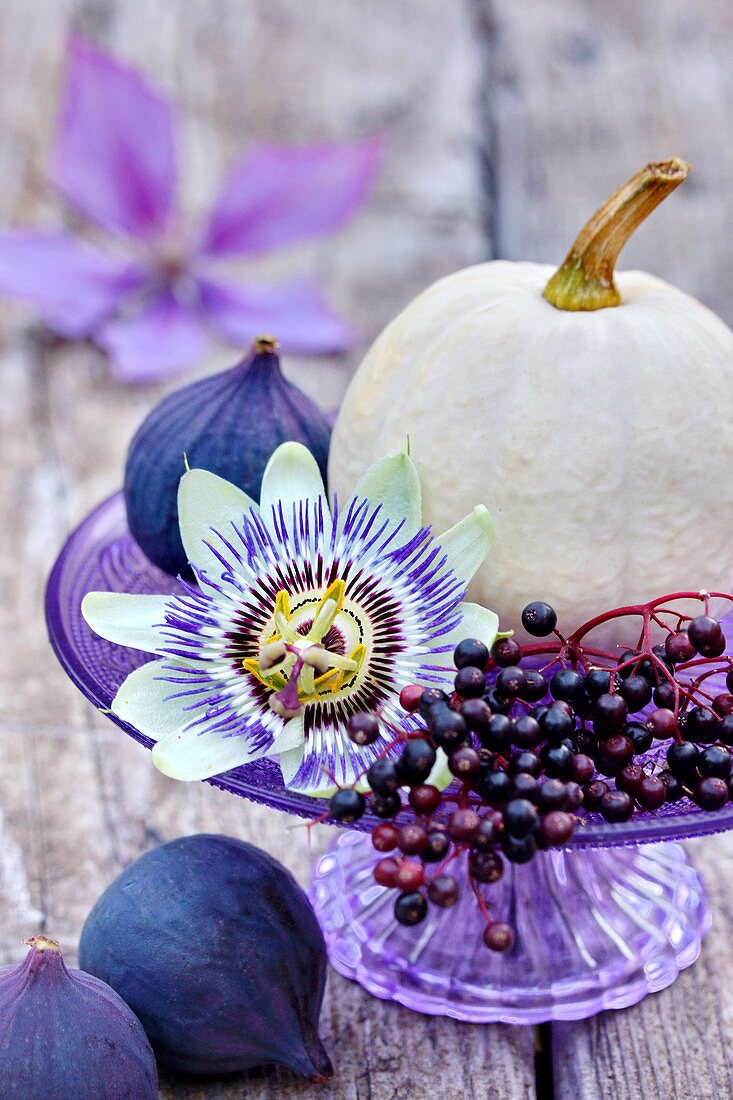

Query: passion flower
[[0, 936, 157, 1099], [124, 335, 332, 577], [83, 442, 497, 794]]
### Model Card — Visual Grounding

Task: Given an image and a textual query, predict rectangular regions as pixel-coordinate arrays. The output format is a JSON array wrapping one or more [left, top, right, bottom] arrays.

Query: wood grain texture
[[0, 2, 537, 1098], [475, 0, 733, 323], [0, 1, 732, 1098]]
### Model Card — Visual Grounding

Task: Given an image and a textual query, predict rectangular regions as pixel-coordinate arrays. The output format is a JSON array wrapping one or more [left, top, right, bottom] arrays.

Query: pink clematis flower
[[0, 37, 383, 382]]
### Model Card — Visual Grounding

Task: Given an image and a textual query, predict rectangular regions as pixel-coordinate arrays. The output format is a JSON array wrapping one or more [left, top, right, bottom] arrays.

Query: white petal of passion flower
[[152, 721, 267, 781], [259, 440, 331, 542], [436, 601, 500, 655], [81, 592, 169, 652], [436, 505, 495, 587], [111, 659, 193, 741], [178, 468, 259, 580], [344, 452, 422, 543]]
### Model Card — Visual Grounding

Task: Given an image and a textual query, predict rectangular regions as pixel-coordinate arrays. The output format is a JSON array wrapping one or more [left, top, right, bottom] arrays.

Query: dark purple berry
[[698, 745, 732, 779], [600, 790, 634, 822], [713, 694, 733, 718], [593, 692, 628, 732], [536, 778, 569, 813], [478, 768, 511, 804], [448, 809, 481, 842], [667, 741, 699, 778], [496, 666, 527, 697], [507, 751, 542, 778], [510, 772, 539, 802], [616, 763, 644, 795], [374, 858, 400, 887], [408, 784, 442, 814], [472, 813, 502, 850], [428, 708, 467, 750], [417, 688, 450, 719], [491, 637, 522, 667], [719, 714, 733, 747], [620, 675, 653, 710], [483, 686, 513, 716], [585, 668, 613, 698], [624, 721, 653, 754], [550, 669, 585, 705], [394, 861, 424, 891], [653, 680, 677, 710], [666, 630, 695, 664], [693, 777, 728, 811], [454, 638, 489, 670], [647, 708, 678, 740], [427, 875, 459, 907], [397, 823, 429, 855], [369, 792, 402, 818], [512, 714, 542, 749], [421, 829, 451, 863], [394, 891, 428, 925], [460, 697, 492, 734], [454, 665, 486, 698], [688, 615, 726, 658], [479, 713, 513, 752], [571, 754, 595, 785], [372, 823, 399, 851], [518, 670, 548, 703], [637, 774, 666, 811], [483, 923, 515, 952], [449, 746, 482, 780], [583, 780, 609, 811], [539, 705, 575, 743], [347, 711, 380, 745], [662, 772, 685, 802], [521, 601, 557, 637], [501, 832, 537, 863], [540, 743, 574, 778], [503, 798, 538, 838], [367, 759, 401, 796], [468, 849, 504, 883], [685, 706, 719, 745], [540, 811, 575, 845], [398, 738, 437, 785], [329, 788, 366, 823]]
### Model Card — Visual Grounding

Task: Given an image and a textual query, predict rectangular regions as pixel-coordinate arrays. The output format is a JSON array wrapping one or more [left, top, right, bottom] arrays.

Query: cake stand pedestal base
[[311, 832, 710, 1024]]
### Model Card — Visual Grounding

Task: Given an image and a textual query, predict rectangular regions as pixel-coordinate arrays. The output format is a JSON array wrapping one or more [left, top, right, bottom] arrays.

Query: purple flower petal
[[0, 228, 146, 338], [51, 36, 178, 241], [200, 136, 385, 257], [198, 275, 356, 354], [97, 290, 207, 382]]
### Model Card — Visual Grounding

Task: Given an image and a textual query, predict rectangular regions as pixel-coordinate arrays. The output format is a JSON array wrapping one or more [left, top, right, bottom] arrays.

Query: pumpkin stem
[[543, 158, 690, 311]]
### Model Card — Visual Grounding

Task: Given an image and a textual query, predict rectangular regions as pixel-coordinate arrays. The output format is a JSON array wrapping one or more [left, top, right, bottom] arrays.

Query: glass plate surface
[[45, 492, 733, 848]]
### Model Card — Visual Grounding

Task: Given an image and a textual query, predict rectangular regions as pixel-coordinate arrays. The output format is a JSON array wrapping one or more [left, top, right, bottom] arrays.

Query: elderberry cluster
[[327, 594, 733, 953]]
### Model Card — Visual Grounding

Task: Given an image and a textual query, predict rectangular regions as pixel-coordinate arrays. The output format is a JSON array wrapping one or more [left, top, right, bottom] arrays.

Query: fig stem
[[543, 157, 690, 311]]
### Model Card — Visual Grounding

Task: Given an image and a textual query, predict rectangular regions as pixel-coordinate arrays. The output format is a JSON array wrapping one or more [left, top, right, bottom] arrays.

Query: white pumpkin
[[329, 160, 733, 643]]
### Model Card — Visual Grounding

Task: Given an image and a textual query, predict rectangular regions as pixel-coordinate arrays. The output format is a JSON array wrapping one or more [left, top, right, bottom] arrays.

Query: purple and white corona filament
[[82, 443, 497, 794]]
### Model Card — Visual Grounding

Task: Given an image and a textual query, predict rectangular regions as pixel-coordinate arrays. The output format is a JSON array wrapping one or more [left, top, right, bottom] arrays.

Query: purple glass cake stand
[[46, 493, 725, 1024]]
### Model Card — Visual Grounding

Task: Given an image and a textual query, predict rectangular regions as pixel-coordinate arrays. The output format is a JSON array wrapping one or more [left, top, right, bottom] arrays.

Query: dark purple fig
[[124, 336, 331, 578], [0, 936, 157, 1099], [79, 834, 332, 1079]]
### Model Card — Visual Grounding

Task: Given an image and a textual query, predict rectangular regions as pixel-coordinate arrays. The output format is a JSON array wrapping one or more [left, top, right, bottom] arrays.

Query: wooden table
[[1, 3, 732, 1096]]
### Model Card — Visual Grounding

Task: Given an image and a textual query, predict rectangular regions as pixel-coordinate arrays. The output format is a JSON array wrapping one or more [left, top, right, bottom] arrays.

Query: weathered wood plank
[[0, 2, 538, 1098], [476, 0, 733, 324]]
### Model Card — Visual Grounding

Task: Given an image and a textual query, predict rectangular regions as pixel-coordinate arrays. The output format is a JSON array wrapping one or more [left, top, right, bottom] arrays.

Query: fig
[[0, 936, 157, 1100], [79, 834, 333, 1078], [124, 335, 331, 577]]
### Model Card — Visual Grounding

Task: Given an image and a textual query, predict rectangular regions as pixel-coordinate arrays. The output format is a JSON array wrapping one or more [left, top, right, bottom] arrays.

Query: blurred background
[[0, 3, 731, 1097]]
